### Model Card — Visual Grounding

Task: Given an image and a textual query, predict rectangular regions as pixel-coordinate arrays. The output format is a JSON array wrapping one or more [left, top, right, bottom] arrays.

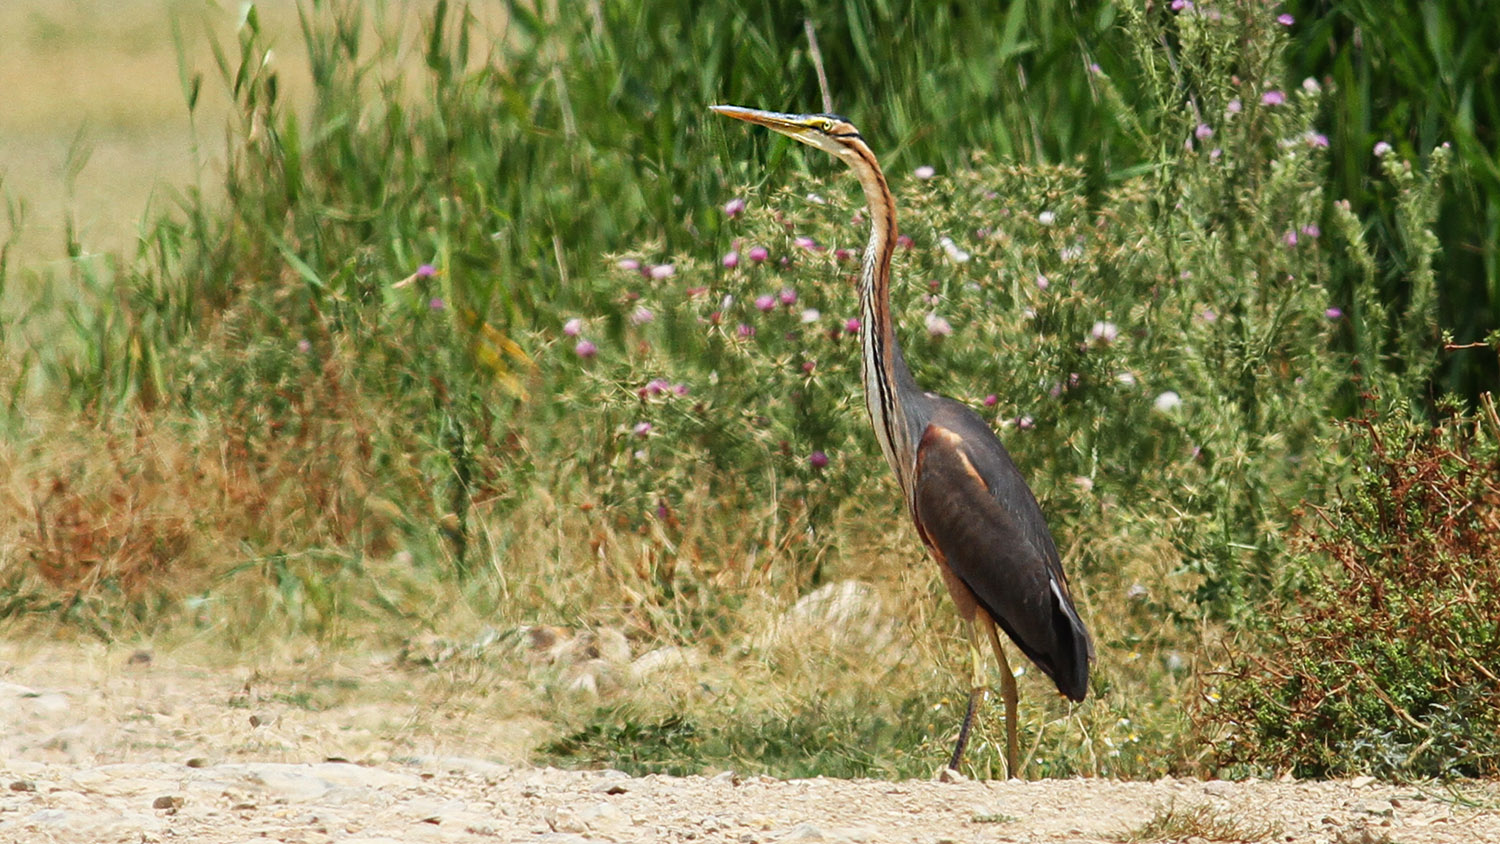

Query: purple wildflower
[[633, 422, 652, 437], [808, 451, 829, 469], [575, 339, 598, 359], [416, 263, 437, 278], [755, 294, 776, 312], [429, 297, 445, 311], [1277, 13, 1294, 25], [983, 394, 999, 407], [914, 165, 936, 180], [631, 306, 655, 325], [748, 246, 769, 263], [1196, 123, 1214, 141], [779, 288, 797, 306], [563, 318, 583, 337], [844, 317, 861, 335], [722, 250, 740, 268], [1325, 307, 1344, 321], [1262, 89, 1286, 106], [649, 263, 676, 280], [724, 197, 746, 217]]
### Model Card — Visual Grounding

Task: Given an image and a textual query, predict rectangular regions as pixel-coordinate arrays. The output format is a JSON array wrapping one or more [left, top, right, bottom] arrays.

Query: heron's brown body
[[711, 104, 1091, 776]]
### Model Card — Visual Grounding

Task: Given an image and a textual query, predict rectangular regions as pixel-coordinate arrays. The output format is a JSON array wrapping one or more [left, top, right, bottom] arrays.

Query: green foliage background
[[1, 0, 1495, 780]]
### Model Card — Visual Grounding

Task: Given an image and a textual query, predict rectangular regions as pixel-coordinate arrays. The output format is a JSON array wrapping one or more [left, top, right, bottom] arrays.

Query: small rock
[[1203, 779, 1235, 797], [589, 779, 628, 795], [1349, 775, 1376, 788], [152, 795, 184, 810], [576, 800, 629, 834], [933, 767, 967, 784], [127, 649, 153, 665], [26, 808, 70, 826], [185, 757, 210, 768], [777, 823, 832, 841], [9, 780, 36, 792]]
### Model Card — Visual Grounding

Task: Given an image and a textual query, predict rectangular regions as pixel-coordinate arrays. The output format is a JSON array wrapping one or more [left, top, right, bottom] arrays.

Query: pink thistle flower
[[1090, 320, 1120, 343], [649, 263, 676, 280], [779, 288, 797, 306], [802, 361, 816, 374], [896, 234, 914, 249], [1374, 141, 1392, 157], [748, 246, 770, 263], [1307, 132, 1330, 148], [755, 294, 776, 312], [737, 323, 755, 339], [1017, 416, 1036, 430], [1261, 89, 1286, 106], [1036, 274, 1049, 290], [1227, 99, 1242, 115], [297, 338, 311, 353], [617, 258, 640, 271], [563, 317, 583, 337], [631, 306, 655, 325], [1301, 224, 1321, 239], [793, 236, 821, 251], [808, 451, 829, 469], [429, 297, 445, 311], [834, 248, 854, 262], [722, 250, 740, 268], [924, 313, 953, 338], [723, 197, 746, 217], [674, 383, 690, 396], [914, 165, 936, 180], [1277, 13, 1294, 25], [633, 422, 652, 437], [574, 339, 598, 359], [1325, 307, 1344, 320], [983, 394, 998, 407], [1196, 123, 1214, 141], [416, 263, 437, 278], [844, 317, 861, 334], [1283, 229, 1299, 247]]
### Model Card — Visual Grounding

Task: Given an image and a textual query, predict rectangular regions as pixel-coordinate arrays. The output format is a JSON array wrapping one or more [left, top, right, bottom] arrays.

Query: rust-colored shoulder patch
[[918, 424, 989, 492]]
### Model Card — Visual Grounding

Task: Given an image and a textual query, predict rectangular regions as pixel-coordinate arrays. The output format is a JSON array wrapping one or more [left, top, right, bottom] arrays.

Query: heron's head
[[710, 105, 865, 162]]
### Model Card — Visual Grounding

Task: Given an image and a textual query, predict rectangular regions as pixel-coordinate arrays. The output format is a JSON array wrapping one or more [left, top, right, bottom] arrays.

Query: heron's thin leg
[[947, 619, 990, 773], [948, 684, 979, 772], [979, 611, 1021, 779]]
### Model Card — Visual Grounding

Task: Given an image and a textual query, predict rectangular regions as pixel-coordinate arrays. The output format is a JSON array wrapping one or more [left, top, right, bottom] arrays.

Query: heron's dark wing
[[912, 406, 1091, 700]]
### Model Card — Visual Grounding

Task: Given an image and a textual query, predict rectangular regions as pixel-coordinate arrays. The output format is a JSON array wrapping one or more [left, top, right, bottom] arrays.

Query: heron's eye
[[820, 119, 837, 133]]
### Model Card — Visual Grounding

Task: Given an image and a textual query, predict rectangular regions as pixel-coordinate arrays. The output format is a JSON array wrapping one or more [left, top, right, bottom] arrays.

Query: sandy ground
[[1, 642, 1497, 844]]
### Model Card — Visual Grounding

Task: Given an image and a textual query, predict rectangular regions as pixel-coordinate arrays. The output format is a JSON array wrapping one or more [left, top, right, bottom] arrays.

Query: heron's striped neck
[[846, 144, 918, 500]]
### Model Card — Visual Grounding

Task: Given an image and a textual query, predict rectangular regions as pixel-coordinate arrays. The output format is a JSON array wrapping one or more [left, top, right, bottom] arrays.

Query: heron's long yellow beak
[[710, 104, 820, 139]]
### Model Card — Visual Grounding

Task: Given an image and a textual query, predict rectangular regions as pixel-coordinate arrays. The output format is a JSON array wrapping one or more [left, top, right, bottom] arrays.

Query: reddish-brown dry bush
[[1202, 400, 1500, 779]]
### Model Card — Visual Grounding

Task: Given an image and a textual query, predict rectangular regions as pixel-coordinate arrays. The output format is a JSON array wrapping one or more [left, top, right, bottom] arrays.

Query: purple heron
[[711, 105, 1092, 778]]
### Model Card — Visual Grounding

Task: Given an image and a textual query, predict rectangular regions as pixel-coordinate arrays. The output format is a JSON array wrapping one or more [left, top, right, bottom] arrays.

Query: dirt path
[[2, 642, 1496, 843]]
